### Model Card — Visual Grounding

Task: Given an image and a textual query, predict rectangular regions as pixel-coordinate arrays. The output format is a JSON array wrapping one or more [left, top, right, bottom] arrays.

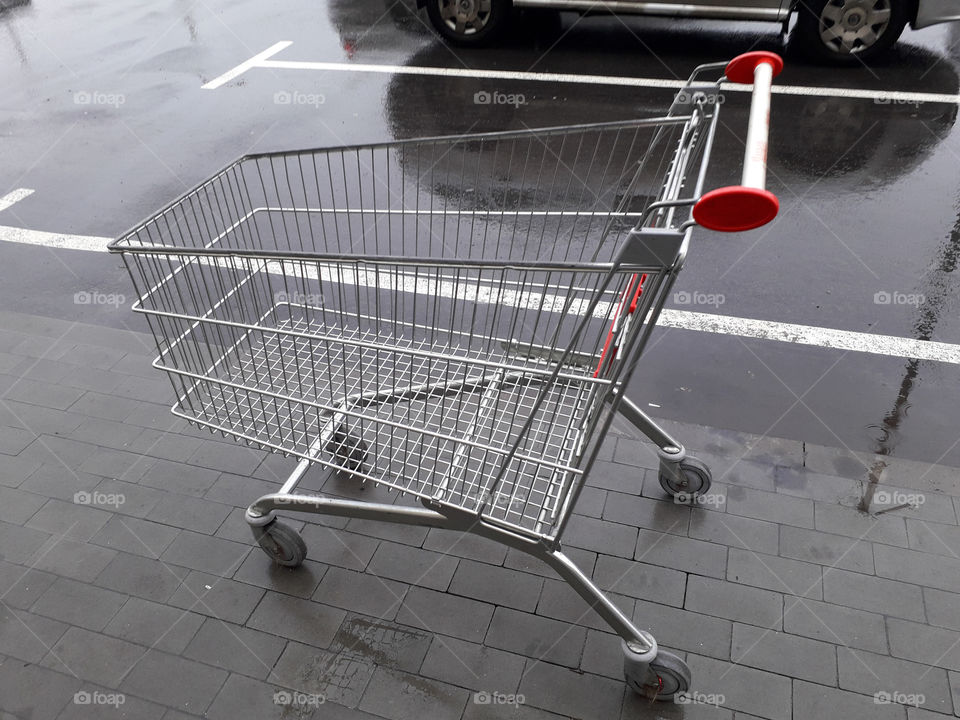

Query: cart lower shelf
[[172, 311, 600, 538]]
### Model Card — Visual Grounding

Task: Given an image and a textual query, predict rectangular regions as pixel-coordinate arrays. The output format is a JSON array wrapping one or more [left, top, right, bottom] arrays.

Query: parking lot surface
[[3, 0, 960, 718], [3, 311, 960, 719]]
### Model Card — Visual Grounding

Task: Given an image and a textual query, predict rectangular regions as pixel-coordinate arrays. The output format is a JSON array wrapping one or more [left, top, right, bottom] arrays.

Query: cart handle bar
[[692, 51, 783, 233]]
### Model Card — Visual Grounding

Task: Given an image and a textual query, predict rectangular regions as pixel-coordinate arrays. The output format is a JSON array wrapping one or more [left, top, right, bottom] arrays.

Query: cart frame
[[110, 51, 783, 700]]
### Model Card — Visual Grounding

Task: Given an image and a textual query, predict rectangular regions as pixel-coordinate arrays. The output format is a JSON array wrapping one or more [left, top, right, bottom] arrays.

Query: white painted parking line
[[658, 310, 960, 365], [201, 41, 960, 106], [2, 222, 959, 364], [0, 188, 35, 213], [201, 41, 294, 90], [0, 224, 110, 252]]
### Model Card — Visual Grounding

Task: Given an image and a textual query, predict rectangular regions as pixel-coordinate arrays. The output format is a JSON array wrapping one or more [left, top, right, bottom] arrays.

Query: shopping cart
[[110, 51, 782, 699]]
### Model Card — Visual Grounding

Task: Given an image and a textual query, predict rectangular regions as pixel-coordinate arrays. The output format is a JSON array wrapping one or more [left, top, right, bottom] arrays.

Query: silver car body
[[510, 0, 959, 31], [914, 0, 960, 28], [512, 0, 788, 21]]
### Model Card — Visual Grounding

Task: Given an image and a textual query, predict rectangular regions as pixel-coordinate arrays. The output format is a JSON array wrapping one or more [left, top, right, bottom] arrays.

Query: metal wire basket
[[110, 51, 783, 700]]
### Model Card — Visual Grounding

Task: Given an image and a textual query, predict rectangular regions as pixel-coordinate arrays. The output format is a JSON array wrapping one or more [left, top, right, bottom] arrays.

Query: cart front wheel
[[254, 520, 307, 567], [648, 651, 692, 700], [659, 456, 712, 502], [623, 645, 691, 700]]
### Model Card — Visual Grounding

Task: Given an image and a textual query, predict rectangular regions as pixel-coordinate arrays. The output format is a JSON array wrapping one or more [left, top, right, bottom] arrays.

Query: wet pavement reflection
[[862, 196, 960, 509], [2, 0, 960, 469]]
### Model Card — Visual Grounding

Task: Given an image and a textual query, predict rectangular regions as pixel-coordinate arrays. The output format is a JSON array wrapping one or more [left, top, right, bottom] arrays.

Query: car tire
[[792, 0, 908, 64], [425, 0, 511, 45]]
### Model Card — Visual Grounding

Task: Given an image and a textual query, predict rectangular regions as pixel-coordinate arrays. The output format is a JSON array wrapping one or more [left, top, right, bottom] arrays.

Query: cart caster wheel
[[625, 649, 692, 701], [326, 430, 369, 472], [649, 651, 692, 700], [659, 456, 712, 502], [254, 520, 307, 567]]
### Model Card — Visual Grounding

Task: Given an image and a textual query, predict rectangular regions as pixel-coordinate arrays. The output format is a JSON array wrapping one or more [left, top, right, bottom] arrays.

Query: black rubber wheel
[[254, 521, 307, 567], [425, 0, 511, 46], [659, 456, 712, 502], [792, 0, 908, 64]]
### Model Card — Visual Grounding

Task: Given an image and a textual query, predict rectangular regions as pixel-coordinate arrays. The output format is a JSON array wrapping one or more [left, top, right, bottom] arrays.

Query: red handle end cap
[[725, 51, 784, 84], [693, 186, 779, 232]]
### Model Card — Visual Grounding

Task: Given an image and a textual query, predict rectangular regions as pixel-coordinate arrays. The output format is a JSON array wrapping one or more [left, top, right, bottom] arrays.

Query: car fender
[[913, 0, 960, 28]]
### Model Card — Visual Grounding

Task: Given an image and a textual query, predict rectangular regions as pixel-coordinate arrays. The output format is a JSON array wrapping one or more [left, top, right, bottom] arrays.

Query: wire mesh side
[[125, 246, 671, 535], [114, 114, 717, 537], [113, 117, 705, 264]]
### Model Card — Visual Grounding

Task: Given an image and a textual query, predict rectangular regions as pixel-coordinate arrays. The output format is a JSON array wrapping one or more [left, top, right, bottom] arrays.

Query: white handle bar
[[692, 52, 783, 233], [741, 59, 774, 190]]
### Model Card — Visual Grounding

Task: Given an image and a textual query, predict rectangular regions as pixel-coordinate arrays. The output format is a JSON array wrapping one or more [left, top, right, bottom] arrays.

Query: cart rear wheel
[[254, 520, 307, 567], [659, 456, 712, 502]]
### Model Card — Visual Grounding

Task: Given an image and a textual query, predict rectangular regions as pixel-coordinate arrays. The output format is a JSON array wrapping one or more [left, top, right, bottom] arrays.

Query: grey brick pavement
[[1, 310, 959, 719]]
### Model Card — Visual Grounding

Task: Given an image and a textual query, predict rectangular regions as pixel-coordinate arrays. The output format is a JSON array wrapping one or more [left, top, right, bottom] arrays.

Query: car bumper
[[914, 0, 960, 29]]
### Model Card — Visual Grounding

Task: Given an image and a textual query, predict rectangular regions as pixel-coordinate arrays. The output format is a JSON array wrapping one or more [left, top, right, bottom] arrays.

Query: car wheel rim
[[818, 0, 891, 55], [439, 0, 492, 35]]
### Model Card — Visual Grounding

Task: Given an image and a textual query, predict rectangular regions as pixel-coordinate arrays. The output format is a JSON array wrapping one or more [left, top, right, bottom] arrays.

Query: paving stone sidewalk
[[1, 308, 958, 720]]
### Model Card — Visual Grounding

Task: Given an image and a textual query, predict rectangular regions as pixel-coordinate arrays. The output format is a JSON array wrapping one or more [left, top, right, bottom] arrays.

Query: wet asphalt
[[2, 0, 960, 469]]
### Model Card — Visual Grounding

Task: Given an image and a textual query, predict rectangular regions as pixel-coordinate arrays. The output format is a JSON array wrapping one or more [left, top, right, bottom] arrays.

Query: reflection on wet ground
[[364, 15, 960, 468], [861, 196, 960, 508], [332, 0, 960, 92], [0, 0, 30, 65], [3, 0, 960, 468]]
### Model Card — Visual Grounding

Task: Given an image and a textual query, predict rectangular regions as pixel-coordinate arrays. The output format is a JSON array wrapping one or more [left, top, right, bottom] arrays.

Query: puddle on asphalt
[[332, 615, 431, 668], [860, 197, 960, 514], [282, 647, 373, 708], [277, 615, 441, 708]]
